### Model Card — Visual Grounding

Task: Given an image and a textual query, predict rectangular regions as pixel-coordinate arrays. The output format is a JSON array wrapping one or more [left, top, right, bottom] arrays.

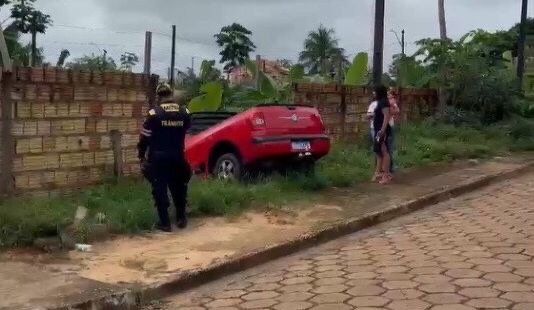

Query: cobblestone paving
[[160, 174, 534, 310]]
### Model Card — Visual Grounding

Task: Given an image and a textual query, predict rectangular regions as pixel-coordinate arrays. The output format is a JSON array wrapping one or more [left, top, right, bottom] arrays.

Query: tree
[[10, 0, 52, 66], [65, 54, 117, 71], [389, 54, 432, 88], [56, 49, 70, 67], [214, 23, 256, 73], [180, 59, 222, 103], [508, 17, 534, 57], [299, 25, 348, 75], [120, 52, 139, 72]]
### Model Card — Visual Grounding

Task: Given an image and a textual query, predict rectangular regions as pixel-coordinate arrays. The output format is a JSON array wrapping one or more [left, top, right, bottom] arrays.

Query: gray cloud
[[23, 0, 534, 76]]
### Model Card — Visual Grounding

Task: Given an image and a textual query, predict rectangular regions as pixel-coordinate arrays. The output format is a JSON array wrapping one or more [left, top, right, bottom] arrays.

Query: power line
[[53, 24, 216, 47], [39, 40, 145, 48]]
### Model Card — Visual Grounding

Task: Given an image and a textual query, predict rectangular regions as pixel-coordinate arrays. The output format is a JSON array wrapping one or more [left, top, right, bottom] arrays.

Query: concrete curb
[[52, 161, 534, 310]]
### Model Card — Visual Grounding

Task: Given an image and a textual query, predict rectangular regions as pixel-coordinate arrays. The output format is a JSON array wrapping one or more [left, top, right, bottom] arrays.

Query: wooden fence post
[[340, 85, 347, 141], [110, 130, 123, 180], [0, 71, 14, 197]]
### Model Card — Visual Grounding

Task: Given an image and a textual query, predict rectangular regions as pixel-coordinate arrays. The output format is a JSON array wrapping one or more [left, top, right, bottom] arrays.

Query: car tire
[[213, 153, 242, 181]]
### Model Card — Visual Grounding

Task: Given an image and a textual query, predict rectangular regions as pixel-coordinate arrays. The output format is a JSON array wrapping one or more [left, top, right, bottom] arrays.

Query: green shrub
[[448, 55, 518, 124]]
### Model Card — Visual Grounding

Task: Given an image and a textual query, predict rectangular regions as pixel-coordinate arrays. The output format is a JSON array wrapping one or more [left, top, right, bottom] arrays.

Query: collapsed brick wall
[[293, 83, 438, 141], [0, 67, 152, 197]]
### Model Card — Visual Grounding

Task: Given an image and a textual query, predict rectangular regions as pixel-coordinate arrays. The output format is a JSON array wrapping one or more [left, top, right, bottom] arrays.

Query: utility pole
[[170, 25, 177, 88], [102, 49, 107, 71], [0, 26, 13, 72], [191, 56, 195, 75], [517, 0, 529, 92], [372, 0, 386, 86], [401, 29, 405, 56], [255, 54, 262, 91], [144, 31, 152, 75], [391, 29, 406, 56]]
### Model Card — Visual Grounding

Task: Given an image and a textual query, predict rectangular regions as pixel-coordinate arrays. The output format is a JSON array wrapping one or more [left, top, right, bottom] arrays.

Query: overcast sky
[[3, 0, 532, 77]]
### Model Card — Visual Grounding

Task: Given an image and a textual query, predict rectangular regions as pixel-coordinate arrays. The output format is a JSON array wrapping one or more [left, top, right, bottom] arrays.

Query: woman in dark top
[[372, 85, 392, 184]]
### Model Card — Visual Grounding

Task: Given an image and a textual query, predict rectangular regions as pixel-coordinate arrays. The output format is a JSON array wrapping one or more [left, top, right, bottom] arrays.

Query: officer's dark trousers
[[148, 157, 192, 227]]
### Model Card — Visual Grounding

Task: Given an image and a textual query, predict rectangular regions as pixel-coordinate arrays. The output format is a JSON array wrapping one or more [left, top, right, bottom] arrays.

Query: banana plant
[[344, 52, 369, 86], [188, 81, 224, 113]]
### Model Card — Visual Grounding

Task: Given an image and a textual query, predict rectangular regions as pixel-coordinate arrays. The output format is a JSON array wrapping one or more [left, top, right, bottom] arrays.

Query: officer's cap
[[156, 82, 172, 97]]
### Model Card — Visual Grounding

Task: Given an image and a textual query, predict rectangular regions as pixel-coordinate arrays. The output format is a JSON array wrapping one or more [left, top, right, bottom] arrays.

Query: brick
[[240, 299, 277, 309], [85, 119, 97, 134], [28, 137, 43, 153], [423, 293, 467, 305], [23, 121, 37, 135], [96, 120, 108, 133], [21, 154, 54, 171], [14, 174, 29, 189], [67, 136, 90, 151], [50, 119, 86, 135], [60, 153, 84, 168], [466, 297, 511, 309], [347, 296, 389, 307], [82, 152, 95, 166], [31, 67, 44, 82], [484, 272, 523, 282], [35, 121, 48, 136], [54, 171, 68, 185], [31, 103, 44, 118], [56, 103, 69, 117], [16, 102, 31, 118], [122, 104, 133, 117], [274, 302, 312, 310], [382, 289, 424, 300], [74, 86, 107, 101], [95, 151, 113, 165], [204, 299, 242, 308], [501, 292, 534, 303], [44, 103, 57, 117], [79, 103, 90, 117], [11, 122, 23, 135], [387, 299, 430, 310]]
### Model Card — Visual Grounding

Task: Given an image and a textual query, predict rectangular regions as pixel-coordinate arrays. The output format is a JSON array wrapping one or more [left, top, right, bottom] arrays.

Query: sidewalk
[[0, 155, 532, 310]]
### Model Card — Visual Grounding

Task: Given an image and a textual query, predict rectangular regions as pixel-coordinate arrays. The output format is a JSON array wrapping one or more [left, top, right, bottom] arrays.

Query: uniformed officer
[[138, 83, 192, 232]]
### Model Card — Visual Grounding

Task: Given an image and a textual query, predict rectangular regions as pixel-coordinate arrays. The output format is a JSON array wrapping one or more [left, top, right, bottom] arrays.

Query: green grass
[[1, 119, 534, 248]]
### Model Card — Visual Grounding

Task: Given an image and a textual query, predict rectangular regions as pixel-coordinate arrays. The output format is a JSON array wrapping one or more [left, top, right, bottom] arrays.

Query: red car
[[185, 104, 331, 179]]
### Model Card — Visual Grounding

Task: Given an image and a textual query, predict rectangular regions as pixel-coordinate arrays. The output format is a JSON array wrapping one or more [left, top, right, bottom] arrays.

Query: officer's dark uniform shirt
[[138, 102, 191, 161]]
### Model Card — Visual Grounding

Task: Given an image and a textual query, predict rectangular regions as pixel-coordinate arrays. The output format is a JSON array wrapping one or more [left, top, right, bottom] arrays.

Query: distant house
[[228, 59, 290, 86]]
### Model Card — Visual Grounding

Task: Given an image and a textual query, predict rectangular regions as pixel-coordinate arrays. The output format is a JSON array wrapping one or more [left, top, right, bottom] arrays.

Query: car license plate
[[291, 141, 311, 151]]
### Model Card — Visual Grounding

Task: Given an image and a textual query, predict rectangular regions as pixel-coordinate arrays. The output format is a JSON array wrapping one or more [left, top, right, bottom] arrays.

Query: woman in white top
[[367, 89, 399, 182]]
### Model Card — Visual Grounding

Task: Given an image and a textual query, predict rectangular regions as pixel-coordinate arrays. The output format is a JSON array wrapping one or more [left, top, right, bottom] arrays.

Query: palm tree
[[299, 25, 348, 75], [438, 0, 447, 40], [214, 23, 256, 73]]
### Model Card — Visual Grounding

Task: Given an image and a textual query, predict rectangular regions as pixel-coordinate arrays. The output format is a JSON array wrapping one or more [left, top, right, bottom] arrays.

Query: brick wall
[[0, 67, 153, 197], [293, 83, 438, 141]]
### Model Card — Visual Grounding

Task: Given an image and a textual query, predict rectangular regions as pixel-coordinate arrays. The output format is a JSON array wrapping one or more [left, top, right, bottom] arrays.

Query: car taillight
[[251, 113, 266, 130]]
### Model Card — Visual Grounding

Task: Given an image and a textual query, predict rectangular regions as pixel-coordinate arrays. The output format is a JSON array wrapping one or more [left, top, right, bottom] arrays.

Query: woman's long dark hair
[[373, 85, 388, 102]]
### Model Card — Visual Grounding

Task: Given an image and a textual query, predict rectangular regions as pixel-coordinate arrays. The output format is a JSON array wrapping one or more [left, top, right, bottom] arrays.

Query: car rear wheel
[[213, 153, 242, 180]]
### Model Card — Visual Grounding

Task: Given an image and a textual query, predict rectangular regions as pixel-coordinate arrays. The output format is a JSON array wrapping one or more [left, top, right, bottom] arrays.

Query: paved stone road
[[158, 173, 534, 310]]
